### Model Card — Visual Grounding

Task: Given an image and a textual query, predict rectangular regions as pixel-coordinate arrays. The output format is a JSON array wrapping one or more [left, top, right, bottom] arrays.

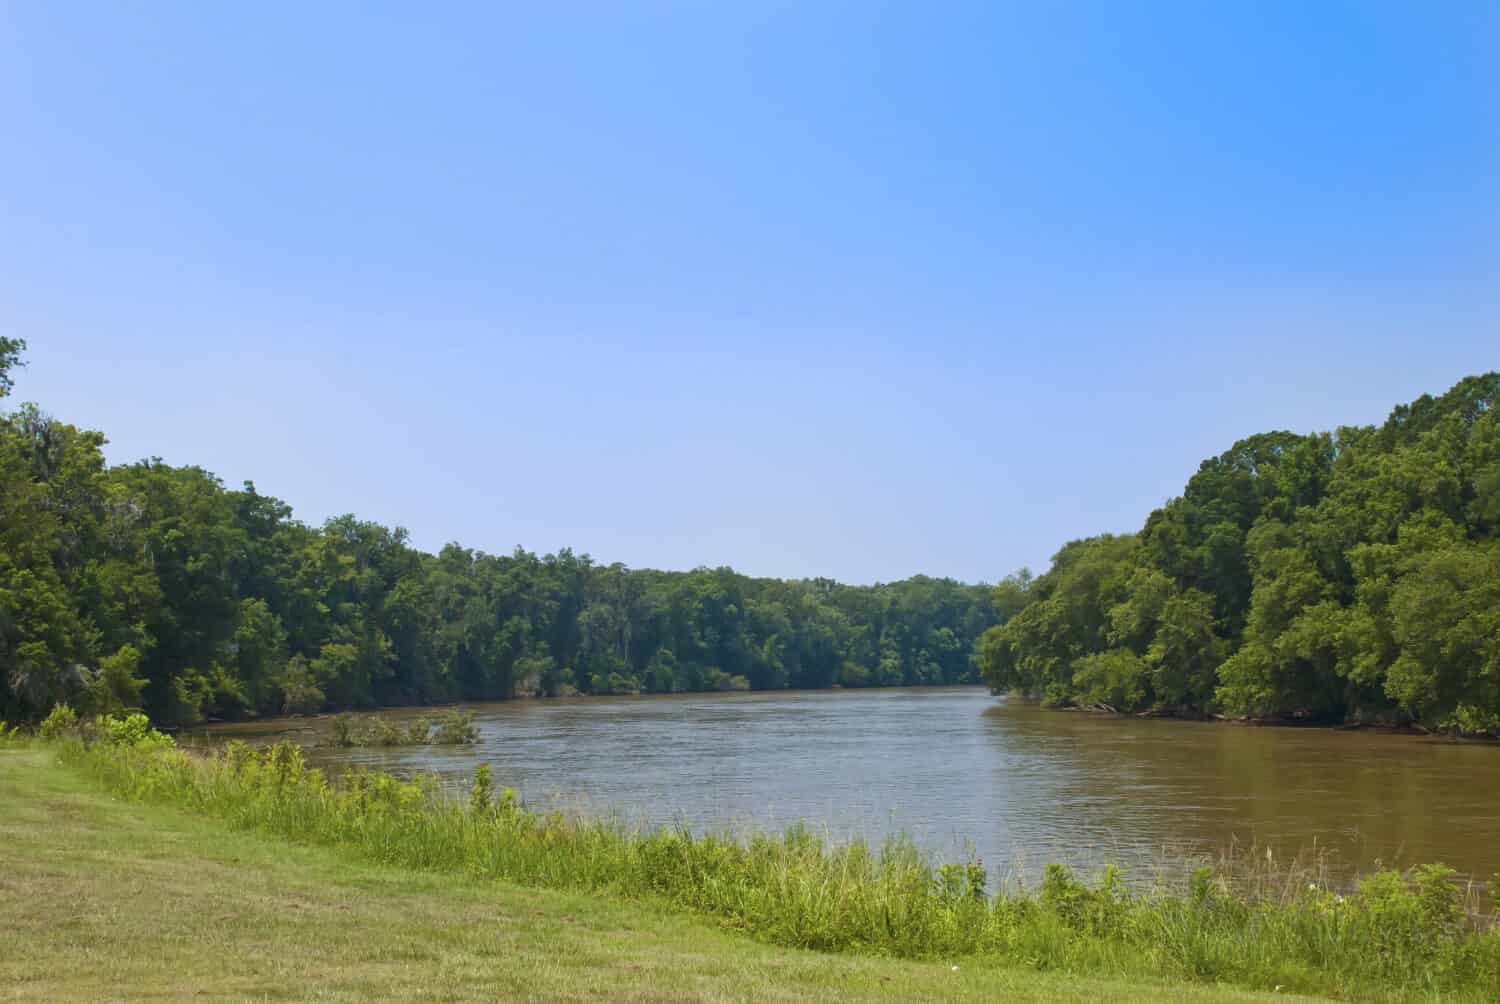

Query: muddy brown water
[[198, 687, 1500, 886]]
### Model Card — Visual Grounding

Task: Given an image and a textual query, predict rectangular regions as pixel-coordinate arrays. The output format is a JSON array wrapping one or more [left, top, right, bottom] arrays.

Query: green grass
[[12, 716, 1500, 1001], [1, 744, 1307, 1003], [64, 724, 1500, 1000]]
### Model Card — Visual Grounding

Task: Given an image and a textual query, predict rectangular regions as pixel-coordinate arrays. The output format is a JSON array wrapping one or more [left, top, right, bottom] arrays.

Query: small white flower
[[951, 966, 959, 972]]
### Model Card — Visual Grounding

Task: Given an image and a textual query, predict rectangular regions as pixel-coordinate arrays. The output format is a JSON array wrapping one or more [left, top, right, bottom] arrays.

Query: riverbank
[[190, 687, 1500, 890], [197, 684, 1498, 745], [3, 744, 1304, 1004], [15, 720, 1500, 1002], [1047, 699, 1500, 741]]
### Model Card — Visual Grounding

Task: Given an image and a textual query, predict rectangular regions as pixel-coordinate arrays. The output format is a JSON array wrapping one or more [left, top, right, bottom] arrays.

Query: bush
[[404, 716, 433, 745], [361, 716, 405, 747], [430, 710, 477, 745], [37, 704, 79, 740], [322, 711, 475, 748], [327, 713, 356, 748], [97, 712, 174, 749]]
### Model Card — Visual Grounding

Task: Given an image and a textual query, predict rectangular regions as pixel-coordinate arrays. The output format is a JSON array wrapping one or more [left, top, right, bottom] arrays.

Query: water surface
[[202, 687, 1500, 883]]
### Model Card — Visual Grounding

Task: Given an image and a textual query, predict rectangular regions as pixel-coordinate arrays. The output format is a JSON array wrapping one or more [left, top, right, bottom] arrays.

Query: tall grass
[[44, 722, 1500, 1002]]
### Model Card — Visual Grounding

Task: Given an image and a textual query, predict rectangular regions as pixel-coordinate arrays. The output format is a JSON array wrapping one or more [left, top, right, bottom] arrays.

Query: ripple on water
[[200, 687, 1500, 884]]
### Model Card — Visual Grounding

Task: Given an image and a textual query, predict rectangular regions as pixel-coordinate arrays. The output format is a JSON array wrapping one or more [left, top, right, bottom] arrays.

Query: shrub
[[1413, 863, 1462, 934], [404, 716, 433, 745], [37, 704, 79, 740], [361, 716, 405, 747], [430, 710, 477, 745], [97, 712, 174, 749], [324, 712, 473, 748], [327, 713, 356, 748]]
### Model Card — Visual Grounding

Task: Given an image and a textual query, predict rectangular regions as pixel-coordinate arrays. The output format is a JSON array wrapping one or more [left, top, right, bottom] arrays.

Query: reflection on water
[[199, 688, 1500, 882]]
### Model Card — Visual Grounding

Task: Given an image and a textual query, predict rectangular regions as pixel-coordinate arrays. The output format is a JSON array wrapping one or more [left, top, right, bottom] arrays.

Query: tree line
[[0, 340, 994, 725], [980, 373, 1500, 732]]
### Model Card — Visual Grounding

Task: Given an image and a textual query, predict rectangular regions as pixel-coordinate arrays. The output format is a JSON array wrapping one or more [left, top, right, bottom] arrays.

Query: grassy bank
[[10, 719, 1500, 1001], [3, 744, 1304, 1003]]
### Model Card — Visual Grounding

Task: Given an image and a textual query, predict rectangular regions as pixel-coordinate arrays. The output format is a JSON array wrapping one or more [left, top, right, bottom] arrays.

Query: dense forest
[[0, 341, 994, 725], [10, 336, 1499, 733], [980, 373, 1500, 732]]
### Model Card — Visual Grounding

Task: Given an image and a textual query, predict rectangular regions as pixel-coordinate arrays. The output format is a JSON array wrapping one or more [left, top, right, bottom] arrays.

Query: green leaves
[[987, 373, 1500, 730], [2, 381, 999, 723], [1072, 650, 1148, 709], [86, 645, 147, 715], [0, 337, 24, 398], [1385, 542, 1500, 722], [8, 348, 1496, 734]]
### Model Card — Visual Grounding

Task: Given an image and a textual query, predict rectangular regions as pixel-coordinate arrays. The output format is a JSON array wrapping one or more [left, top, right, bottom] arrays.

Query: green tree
[[983, 372, 1500, 731], [0, 337, 24, 398]]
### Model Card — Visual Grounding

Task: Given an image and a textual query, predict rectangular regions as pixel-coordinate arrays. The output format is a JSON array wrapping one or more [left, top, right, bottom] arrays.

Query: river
[[199, 686, 1500, 886]]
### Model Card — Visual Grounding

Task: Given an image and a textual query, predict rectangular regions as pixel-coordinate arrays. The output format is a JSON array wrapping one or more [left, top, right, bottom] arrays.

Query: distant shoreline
[[1032, 697, 1500, 742]]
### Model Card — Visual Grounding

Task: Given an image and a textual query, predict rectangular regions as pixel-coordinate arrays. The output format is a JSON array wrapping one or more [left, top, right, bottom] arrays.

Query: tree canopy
[[980, 374, 1500, 732], [11, 342, 1496, 733], [0, 345, 994, 724]]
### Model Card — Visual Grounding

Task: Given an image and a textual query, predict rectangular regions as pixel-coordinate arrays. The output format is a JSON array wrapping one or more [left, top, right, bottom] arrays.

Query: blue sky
[[1, 2, 1496, 583]]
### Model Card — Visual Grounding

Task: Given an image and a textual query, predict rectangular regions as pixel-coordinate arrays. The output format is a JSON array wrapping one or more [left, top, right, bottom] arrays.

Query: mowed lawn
[[0, 747, 1316, 1003]]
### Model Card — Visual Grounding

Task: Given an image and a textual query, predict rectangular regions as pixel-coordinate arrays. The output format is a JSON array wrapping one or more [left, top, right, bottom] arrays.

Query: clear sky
[[1, 2, 1496, 584]]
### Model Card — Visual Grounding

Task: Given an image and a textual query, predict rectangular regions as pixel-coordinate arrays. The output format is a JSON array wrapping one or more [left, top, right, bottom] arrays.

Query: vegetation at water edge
[[8, 335, 1500, 737], [324, 709, 479, 747], [0, 340, 994, 727], [15, 714, 1499, 1003], [0, 740, 1342, 1004], [982, 373, 1500, 733]]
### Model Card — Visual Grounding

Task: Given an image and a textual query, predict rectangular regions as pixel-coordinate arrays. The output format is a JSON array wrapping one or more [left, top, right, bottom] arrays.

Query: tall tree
[[981, 373, 1500, 733]]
